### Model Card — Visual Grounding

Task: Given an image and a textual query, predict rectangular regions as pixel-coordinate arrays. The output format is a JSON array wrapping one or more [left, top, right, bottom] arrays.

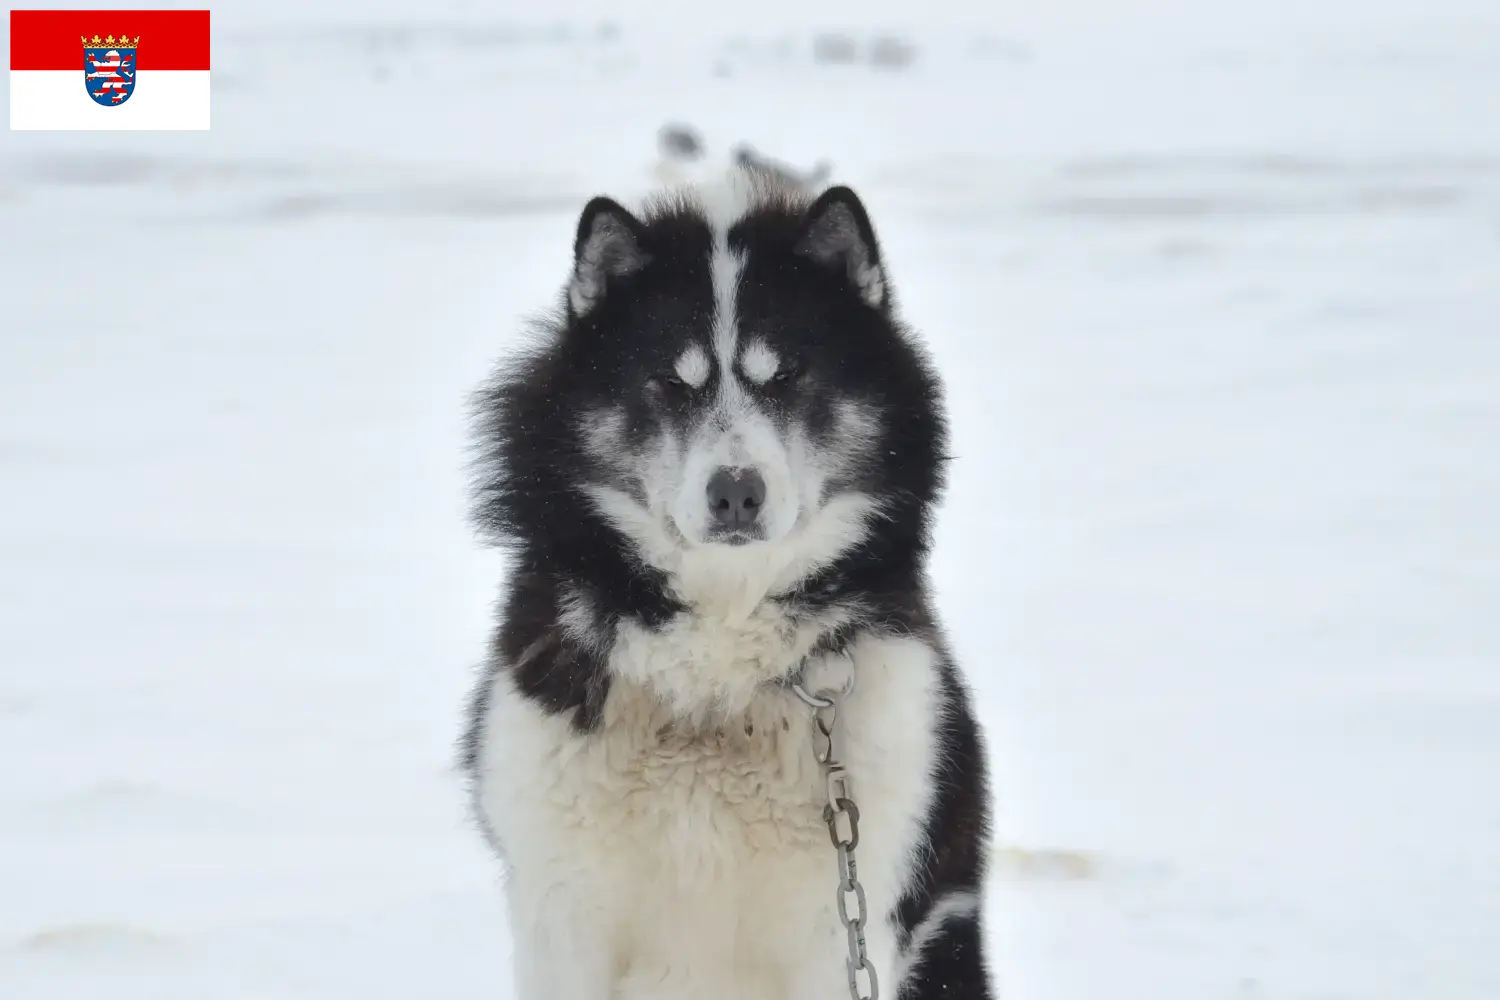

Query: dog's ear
[[794, 186, 887, 311], [569, 197, 650, 319]]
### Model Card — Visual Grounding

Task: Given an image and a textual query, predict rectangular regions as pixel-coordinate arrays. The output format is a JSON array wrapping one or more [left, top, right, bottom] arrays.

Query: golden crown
[[81, 34, 141, 49]]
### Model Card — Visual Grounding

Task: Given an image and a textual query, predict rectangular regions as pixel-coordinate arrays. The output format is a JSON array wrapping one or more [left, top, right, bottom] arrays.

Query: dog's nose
[[706, 467, 766, 528]]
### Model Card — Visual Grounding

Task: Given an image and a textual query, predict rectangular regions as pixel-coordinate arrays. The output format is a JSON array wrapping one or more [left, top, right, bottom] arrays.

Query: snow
[[3, 1, 1499, 997]]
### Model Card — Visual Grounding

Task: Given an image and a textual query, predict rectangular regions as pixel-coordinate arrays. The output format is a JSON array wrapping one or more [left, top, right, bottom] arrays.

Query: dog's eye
[[656, 375, 691, 395], [769, 361, 803, 385]]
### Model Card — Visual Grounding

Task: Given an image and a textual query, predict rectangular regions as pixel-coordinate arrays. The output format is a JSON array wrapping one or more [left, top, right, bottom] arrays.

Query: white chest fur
[[476, 626, 946, 1000]]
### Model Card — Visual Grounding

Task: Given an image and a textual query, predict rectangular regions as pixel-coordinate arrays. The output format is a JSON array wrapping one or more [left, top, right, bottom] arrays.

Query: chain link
[[791, 667, 879, 1000]]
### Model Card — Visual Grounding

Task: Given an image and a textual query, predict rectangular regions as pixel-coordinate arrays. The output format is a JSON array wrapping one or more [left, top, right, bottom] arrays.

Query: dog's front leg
[[508, 876, 615, 1000]]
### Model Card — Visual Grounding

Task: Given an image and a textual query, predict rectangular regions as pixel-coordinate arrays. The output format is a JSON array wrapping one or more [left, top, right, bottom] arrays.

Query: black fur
[[899, 906, 993, 999], [459, 176, 993, 999], [894, 640, 994, 998]]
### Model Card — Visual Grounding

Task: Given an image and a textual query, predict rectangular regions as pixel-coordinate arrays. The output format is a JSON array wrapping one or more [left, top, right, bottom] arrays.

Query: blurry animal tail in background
[[731, 142, 834, 191], [651, 122, 833, 193], [657, 123, 705, 163]]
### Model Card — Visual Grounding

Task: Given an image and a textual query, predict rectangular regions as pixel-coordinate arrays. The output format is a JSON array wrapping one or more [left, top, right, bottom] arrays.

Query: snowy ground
[[3, 1, 1500, 997]]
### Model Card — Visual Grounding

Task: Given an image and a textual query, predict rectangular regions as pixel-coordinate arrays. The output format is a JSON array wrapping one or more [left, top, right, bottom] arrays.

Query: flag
[[10, 9, 210, 130]]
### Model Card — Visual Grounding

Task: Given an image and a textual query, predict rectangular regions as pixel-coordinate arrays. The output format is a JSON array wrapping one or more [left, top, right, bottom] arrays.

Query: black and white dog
[[461, 165, 993, 1000]]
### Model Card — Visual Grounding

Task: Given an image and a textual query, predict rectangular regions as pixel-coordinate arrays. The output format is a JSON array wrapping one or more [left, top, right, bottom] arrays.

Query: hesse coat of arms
[[83, 34, 140, 106]]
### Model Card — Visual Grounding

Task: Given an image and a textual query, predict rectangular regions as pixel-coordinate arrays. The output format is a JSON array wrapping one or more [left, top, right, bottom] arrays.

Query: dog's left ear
[[794, 186, 887, 311], [569, 196, 651, 320]]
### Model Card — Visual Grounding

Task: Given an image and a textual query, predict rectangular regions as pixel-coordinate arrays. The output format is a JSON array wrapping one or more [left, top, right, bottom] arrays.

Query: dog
[[459, 164, 994, 1000]]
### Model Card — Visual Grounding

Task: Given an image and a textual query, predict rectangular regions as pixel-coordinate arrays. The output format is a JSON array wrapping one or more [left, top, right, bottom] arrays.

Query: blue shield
[[84, 45, 137, 107]]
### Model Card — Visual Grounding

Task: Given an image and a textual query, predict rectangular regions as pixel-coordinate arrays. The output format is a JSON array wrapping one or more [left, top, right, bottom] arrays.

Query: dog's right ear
[[569, 197, 650, 320], [794, 186, 887, 312]]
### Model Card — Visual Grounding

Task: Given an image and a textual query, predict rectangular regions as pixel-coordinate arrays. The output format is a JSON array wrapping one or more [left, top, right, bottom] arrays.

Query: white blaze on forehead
[[710, 238, 744, 382], [674, 343, 711, 388], [692, 171, 763, 381], [740, 339, 780, 385]]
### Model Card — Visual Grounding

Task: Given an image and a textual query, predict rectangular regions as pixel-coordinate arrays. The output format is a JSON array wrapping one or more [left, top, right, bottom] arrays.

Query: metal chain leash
[[792, 662, 879, 1000]]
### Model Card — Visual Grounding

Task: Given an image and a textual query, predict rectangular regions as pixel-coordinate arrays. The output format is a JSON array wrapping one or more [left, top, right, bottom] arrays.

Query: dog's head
[[476, 171, 946, 613]]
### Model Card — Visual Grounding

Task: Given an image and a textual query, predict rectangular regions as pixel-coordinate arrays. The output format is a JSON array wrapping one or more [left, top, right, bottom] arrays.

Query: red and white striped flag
[[10, 9, 211, 130]]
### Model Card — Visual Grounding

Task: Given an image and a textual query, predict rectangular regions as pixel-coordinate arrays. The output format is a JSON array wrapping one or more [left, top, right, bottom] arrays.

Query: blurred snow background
[[3, 1, 1499, 997]]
